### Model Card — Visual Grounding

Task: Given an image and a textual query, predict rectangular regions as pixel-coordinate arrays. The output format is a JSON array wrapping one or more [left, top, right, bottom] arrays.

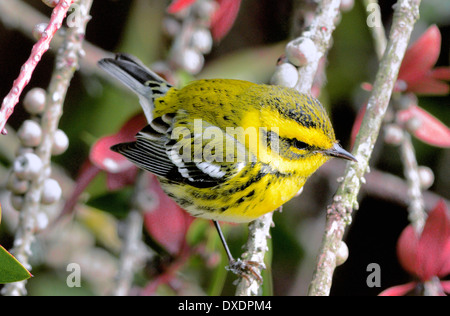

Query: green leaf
[[0, 245, 32, 283]]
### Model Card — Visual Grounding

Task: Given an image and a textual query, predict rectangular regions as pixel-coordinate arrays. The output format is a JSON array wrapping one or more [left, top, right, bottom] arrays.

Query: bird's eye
[[293, 139, 309, 150]]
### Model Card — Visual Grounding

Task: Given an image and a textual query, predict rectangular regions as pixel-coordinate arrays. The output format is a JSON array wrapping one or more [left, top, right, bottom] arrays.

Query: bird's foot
[[225, 258, 265, 284]]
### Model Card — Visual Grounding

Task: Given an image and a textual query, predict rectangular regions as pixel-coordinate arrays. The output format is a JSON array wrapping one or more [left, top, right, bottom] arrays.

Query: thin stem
[[363, 0, 387, 59], [364, 0, 431, 293], [0, 0, 75, 134], [399, 131, 427, 233], [363, 0, 427, 233], [294, 0, 342, 93], [113, 211, 145, 295], [308, 0, 422, 296], [316, 160, 449, 213], [114, 171, 153, 296], [0, 0, 110, 85]]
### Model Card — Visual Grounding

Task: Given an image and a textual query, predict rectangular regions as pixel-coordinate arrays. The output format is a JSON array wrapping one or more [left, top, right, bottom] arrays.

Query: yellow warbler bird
[[99, 54, 356, 278]]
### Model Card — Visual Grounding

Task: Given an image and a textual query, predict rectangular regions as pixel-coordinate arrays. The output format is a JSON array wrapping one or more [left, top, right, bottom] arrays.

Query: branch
[[0, 0, 111, 81], [113, 210, 146, 296], [235, 212, 273, 296], [1, 0, 93, 296], [362, 0, 427, 234], [363, 0, 387, 59], [318, 160, 450, 213], [308, 0, 422, 296], [0, 0, 75, 135], [292, 0, 342, 94], [399, 124, 427, 232], [113, 172, 152, 296]]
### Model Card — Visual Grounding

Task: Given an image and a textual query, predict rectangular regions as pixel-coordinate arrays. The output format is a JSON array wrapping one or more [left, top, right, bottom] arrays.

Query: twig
[[113, 172, 152, 296], [363, 0, 387, 59], [365, 0, 432, 293], [356, 1, 441, 295], [0, 0, 75, 135], [399, 127, 427, 232], [360, 1, 428, 233], [0, 0, 110, 81], [293, 0, 342, 93], [395, 95, 434, 294], [362, 0, 427, 233], [363, 0, 427, 233], [113, 210, 146, 296], [317, 160, 450, 213], [308, 0, 422, 296], [1, 0, 92, 296]]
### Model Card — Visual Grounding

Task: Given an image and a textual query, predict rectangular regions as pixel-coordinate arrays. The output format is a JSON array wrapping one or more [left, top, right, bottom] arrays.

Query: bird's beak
[[325, 143, 357, 162]]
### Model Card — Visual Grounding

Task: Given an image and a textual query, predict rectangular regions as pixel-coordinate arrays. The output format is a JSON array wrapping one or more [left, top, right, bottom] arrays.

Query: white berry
[[35, 211, 49, 231], [191, 28, 213, 54], [336, 241, 349, 266], [7, 172, 29, 194], [384, 124, 404, 145], [17, 120, 42, 147], [13, 153, 43, 180], [179, 48, 204, 74], [23, 88, 46, 114], [270, 63, 299, 88], [41, 178, 62, 205], [418, 166, 434, 190], [286, 38, 318, 67], [52, 129, 69, 155]]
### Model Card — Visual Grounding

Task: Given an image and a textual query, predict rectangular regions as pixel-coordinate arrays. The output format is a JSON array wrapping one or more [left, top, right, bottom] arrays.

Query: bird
[[98, 53, 356, 281]]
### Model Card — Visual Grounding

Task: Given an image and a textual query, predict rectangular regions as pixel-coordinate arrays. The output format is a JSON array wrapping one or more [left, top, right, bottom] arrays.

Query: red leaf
[[167, 0, 196, 14], [397, 200, 450, 281], [430, 67, 450, 81], [397, 225, 420, 277], [90, 135, 134, 173], [438, 237, 450, 278], [143, 175, 194, 255], [396, 25, 450, 95], [106, 168, 139, 191], [90, 113, 147, 173], [441, 280, 450, 294], [404, 76, 449, 95], [398, 25, 441, 85], [397, 105, 450, 148], [417, 200, 450, 279], [211, 0, 241, 41], [378, 282, 417, 296]]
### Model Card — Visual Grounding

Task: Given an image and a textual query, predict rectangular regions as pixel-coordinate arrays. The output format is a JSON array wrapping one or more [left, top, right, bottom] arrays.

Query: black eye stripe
[[292, 139, 309, 150], [262, 130, 314, 154]]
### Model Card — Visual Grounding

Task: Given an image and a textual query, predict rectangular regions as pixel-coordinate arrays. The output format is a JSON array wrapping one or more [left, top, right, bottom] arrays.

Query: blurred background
[[0, 0, 449, 296]]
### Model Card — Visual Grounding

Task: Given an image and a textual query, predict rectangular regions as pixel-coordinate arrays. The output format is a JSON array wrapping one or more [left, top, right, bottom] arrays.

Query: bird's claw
[[225, 258, 265, 284]]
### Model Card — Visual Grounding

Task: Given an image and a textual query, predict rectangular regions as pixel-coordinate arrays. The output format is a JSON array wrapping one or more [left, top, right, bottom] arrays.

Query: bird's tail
[[98, 53, 173, 121]]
